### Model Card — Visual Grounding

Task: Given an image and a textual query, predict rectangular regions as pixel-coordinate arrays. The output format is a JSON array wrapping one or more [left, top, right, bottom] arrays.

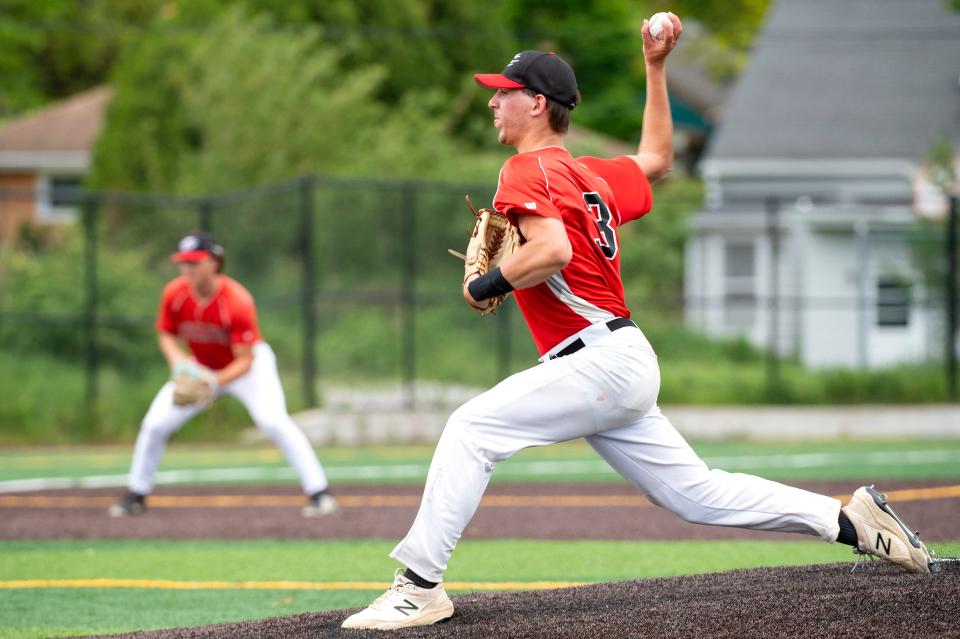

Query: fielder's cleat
[[341, 569, 454, 630], [108, 492, 146, 518], [302, 492, 339, 518], [841, 485, 933, 573]]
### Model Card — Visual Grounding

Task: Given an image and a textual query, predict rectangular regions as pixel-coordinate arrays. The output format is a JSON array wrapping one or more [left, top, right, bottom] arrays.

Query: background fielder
[[109, 231, 337, 518], [341, 12, 934, 631]]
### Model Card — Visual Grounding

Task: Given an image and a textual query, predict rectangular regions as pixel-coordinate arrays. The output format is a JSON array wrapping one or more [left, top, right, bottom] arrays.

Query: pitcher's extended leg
[[587, 406, 841, 541]]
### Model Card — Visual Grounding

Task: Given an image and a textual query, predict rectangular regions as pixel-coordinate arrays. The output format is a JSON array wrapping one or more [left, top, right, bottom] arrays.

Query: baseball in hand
[[648, 12, 670, 41]]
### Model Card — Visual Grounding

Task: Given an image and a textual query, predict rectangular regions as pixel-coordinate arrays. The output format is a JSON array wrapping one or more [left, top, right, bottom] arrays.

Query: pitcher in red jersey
[[109, 232, 338, 519], [342, 13, 932, 631]]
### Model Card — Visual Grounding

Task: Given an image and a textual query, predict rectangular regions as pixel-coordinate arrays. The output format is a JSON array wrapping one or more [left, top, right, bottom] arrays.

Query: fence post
[[765, 197, 781, 399], [198, 198, 214, 233], [947, 194, 958, 401], [401, 184, 417, 409], [299, 176, 319, 408], [82, 196, 100, 435]]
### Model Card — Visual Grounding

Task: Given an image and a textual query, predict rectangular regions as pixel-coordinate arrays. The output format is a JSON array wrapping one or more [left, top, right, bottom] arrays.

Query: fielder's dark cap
[[172, 231, 224, 262], [474, 50, 578, 110]]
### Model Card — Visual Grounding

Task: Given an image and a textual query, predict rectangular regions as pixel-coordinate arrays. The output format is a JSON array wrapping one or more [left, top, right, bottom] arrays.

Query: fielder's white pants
[[126, 342, 329, 496], [391, 325, 841, 582]]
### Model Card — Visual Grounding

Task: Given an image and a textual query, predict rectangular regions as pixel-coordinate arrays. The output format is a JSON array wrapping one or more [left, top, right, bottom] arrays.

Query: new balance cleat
[[842, 485, 933, 573], [108, 491, 146, 518], [341, 569, 454, 630]]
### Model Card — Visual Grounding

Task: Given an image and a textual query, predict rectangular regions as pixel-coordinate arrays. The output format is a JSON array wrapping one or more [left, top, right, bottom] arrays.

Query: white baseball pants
[[391, 325, 841, 582], [126, 342, 329, 496]]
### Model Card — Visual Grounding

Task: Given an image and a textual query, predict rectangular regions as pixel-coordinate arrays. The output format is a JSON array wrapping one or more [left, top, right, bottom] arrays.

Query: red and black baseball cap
[[474, 50, 579, 110], [171, 231, 224, 263]]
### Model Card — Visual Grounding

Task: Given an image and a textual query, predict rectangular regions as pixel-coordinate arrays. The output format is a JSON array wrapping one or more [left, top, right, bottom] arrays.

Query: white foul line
[[0, 450, 958, 493]]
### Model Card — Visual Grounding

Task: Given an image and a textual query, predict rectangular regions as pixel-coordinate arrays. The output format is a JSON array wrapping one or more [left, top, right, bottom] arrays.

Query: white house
[[684, 0, 960, 368]]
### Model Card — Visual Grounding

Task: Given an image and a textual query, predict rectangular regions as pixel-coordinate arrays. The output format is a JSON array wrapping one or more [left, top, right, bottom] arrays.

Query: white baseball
[[648, 12, 670, 41]]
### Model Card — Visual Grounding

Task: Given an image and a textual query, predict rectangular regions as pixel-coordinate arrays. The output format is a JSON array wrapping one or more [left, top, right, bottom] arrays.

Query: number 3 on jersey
[[584, 191, 618, 260]]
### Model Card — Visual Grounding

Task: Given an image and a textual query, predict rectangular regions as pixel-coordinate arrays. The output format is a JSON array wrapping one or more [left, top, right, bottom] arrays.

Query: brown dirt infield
[[6, 480, 957, 639], [4, 479, 959, 542]]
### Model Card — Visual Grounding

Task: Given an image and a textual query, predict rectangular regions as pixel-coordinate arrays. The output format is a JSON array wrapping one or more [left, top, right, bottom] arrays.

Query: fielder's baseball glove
[[451, 197, 520, 315], [171, 360, 219, 406]]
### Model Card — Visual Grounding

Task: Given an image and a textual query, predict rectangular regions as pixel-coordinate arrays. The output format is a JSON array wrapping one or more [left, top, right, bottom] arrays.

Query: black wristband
[[468, 267, 514, 302]]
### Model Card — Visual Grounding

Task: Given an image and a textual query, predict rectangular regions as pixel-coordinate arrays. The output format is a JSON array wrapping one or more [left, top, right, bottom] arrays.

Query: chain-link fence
[[0, 176, 540, 438], [0, 180, 957, 441], [684, 195, 959, 401]]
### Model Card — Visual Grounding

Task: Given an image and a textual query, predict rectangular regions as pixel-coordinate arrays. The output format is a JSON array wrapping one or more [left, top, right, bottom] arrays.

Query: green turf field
[[6, 539, 960, 639], [2, 440, 959, 638], [3, 438, 960, 488]]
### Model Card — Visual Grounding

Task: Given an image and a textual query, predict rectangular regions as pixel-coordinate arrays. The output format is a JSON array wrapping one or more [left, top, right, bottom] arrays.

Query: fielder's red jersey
[[155, 275, 262, 370], [493, 146, 653, 355]]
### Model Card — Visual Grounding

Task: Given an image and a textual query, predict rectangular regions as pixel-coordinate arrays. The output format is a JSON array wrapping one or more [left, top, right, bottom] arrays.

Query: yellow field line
[[829, 484, 960, 503], [0, 494, 653, 508], [2, 484, 958, 509], [0, 578, 584, 591]]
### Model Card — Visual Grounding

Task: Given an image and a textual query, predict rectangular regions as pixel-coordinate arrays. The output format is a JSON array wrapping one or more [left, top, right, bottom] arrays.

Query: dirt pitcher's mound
[[81, 563, 958, 639]]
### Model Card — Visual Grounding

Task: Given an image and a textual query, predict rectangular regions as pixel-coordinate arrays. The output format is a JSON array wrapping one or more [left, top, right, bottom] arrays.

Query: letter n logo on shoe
[[394, 599, 419, 616], [875, 532, 892, 555]]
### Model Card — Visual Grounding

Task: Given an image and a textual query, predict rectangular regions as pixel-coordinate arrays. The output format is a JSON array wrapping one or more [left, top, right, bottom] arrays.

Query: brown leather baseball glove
[[171, 360, 219, 407], [450, 197, 520, 315]]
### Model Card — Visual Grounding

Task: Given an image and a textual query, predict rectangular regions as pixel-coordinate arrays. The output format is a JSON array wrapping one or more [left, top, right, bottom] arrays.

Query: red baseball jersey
[[493, 146, 653, 355], [155, 276, 262, 370]]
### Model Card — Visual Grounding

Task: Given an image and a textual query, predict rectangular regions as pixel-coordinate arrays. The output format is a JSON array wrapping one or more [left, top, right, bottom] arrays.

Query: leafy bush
[[0, 227, 162, 367], [0, 347, 270, 444]]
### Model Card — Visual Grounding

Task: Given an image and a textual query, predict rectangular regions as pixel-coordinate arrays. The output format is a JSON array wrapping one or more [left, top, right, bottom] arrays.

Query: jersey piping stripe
[[537, 156, 551, 199], [170, 289, 189, 314], [545, 272, 616, 325]]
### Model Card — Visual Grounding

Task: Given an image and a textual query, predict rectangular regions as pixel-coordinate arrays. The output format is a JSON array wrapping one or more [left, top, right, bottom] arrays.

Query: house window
[[876, 277, 910, 327], [724, 240, 756, 328], [37, 175, 83, 222]]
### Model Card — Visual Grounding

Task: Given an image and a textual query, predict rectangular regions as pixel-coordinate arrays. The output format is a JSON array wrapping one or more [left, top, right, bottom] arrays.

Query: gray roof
[[704, 0, 960, 163]]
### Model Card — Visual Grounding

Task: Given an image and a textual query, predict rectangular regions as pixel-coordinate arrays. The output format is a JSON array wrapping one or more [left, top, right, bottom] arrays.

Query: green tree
[[0, 0, 166, 117], [91, 9, 371, 192], [502, 0, 646, 140], [662, 0, 770, 50], [91, 5, 517, 192], [1, 0, 773, 146], [172, 10, 387, 191], [659, 0, 770, 80], [498, 0, 771, 140]]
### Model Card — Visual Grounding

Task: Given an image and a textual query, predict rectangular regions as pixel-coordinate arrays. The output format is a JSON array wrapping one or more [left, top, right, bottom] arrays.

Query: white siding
[[800, 230, 861, 367], [685, 202, 933, 368]]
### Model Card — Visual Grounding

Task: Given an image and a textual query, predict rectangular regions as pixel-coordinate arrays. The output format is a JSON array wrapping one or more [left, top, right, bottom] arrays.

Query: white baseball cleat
[[841, 485, 933, 573], [341, 569, 454, 630], [302, 493, 339, 518]]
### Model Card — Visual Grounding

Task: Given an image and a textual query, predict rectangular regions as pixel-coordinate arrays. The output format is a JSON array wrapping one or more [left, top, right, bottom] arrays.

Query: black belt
[[549, 317, 637, 360]]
